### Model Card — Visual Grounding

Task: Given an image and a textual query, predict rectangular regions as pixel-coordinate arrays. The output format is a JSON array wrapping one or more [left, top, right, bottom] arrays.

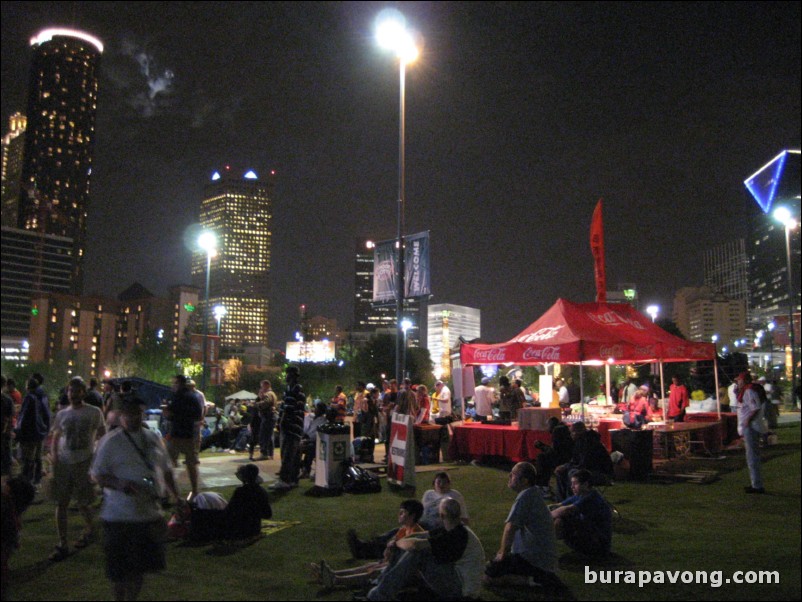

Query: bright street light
[[772, 207, 798, 395], [646, 305, 659, 322], [376, 9, 419, 384], [213, 304, 227, 338]]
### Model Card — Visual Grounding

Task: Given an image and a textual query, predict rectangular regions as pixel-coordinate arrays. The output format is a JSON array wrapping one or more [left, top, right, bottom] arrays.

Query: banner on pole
[[590, 199, 607, 303], [373, 231, 431, 302], [387, 412, 416, 488]]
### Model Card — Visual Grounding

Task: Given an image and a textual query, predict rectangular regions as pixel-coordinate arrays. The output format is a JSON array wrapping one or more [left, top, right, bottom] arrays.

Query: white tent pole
[[714, 355, 721, 419], [580, 363, 585, 423], [660, 361, 666, 422], [605, 363, 611, 404]]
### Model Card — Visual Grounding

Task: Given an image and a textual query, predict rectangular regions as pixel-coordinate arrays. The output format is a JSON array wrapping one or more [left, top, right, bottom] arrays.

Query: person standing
[[472, 377, 495, 421], [484, 462, 562, 590], [736, 372, 766, 494], [91, 396, 183, 601], [256, 380, 277, 461], [667, 375, 690, 422], [15, 377, 51, 485], [48, 377, 105, 561], [85, 378, 104, 409], [432, 381, 452, 419], [1, 376, 14, 477], [164, 375, 204, 499], [274, 367, 305, 490]]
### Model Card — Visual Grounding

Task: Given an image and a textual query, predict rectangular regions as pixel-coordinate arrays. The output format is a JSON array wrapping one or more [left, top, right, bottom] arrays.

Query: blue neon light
[[211, 171, 221, 181], [244, 170, 258, 179], [744, 151, 788, 214]]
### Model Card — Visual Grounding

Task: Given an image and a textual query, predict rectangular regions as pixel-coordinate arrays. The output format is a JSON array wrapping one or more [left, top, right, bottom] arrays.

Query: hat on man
[[757, 376, 767, 383], [120, 396, 147, 415], [236, 463, 263, 485], [481, 377, 490, 385], [366, 383, 376, 390]]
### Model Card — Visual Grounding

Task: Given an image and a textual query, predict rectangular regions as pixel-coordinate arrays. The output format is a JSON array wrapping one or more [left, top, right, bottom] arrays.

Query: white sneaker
[[271, 480, 294, 490]]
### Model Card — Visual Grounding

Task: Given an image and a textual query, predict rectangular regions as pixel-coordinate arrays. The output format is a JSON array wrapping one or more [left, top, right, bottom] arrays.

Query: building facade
[[672, 286, 746, 348], [1, 112, 27, 227], [703, 239, 750, 322], [192, 167, 273, 348], [427, 303, 481, 380], [17, 28, 103, 294], [27, 284, 198, 376]]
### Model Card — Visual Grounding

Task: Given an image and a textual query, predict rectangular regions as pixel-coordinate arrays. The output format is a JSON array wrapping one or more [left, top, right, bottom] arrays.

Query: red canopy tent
[[460, 299, 718, 417], [461, 298, 715, 366]]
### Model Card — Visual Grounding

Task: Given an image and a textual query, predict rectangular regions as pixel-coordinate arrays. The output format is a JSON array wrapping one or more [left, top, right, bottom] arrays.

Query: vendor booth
[[454, 299, 720, 471]]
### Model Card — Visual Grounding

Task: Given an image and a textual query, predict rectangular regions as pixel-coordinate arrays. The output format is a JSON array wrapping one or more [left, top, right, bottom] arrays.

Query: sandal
[[49, 545, 69, 562], [74, 531, 93, 549]]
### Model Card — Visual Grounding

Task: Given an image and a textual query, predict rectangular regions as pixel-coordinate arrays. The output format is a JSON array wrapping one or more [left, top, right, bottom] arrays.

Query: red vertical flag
[[590, 199, 606, 303]]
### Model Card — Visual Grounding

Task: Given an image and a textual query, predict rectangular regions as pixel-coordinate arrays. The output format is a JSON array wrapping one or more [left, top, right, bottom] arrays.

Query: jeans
[[743, 426, 763, 489], [279, 436, 301, 484], [367, 547, 462, 601], [259, 420, 275, 458], [19, 439, 44, 484]]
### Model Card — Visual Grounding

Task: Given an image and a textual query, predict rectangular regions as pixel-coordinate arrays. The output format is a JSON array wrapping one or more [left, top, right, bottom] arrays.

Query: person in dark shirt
[[164, 375, 204, 499], [534, 419, 574, 489], [273, 367, 306, 490], [366, 497, 469, 601], [15, 377, 51, 484], [84, 378, 104, 409], [554, 422, 613, 501], [551, 468, 612, 557], [226, 464, 272, 539]]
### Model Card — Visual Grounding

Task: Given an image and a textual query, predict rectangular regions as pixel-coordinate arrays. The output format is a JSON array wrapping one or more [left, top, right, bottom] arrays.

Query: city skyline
[[2, 2, 800, 349]]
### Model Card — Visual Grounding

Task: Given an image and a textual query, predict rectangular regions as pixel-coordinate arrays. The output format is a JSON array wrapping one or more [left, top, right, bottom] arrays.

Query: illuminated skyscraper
[[17, 28, 103, 294], [192, 167, 273, 348], [1, 112, 27, 227]]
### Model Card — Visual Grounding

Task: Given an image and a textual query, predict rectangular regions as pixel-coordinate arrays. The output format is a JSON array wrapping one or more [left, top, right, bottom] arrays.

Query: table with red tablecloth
[[449, 423, 551, 462], [597, 418, 625, 451], [685, 412, 739, 445]]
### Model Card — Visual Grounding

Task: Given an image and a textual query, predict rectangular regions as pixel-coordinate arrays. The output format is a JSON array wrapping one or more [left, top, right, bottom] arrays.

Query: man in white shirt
[[473, 377, 495, 420], [48, 376, 105, 561], [433, 381, 452, 419]]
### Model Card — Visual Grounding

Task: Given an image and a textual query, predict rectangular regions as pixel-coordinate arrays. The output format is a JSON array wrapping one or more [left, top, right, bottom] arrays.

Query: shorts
[[167, 436, 200, 466], [50, 458, 95, 506], [103, 520, 167, 582]]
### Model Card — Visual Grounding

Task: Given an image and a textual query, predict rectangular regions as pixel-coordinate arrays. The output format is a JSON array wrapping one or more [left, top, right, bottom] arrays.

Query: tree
[[129, 331, 179, 385]]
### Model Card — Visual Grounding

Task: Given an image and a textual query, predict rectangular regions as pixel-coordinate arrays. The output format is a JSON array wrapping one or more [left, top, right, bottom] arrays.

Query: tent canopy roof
[[461, 298, 715, 366], [225, 389, 257, 401]]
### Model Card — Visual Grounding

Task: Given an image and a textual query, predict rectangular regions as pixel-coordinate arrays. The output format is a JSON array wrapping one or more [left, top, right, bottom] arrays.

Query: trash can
[[315, 422, 351, 489]]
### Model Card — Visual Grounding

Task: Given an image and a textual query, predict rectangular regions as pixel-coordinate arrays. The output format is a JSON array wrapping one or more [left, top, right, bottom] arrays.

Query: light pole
[[198, 231, 217, 392], [401, 318, 413, 379], [767, 321, 775, 377], [376, 9, 419, 384], [213, 304, 227, 338], [773, 207, 798, 398]]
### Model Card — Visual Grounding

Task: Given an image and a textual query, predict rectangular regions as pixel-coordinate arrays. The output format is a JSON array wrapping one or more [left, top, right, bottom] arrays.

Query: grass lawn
[[7, 423, 800, 601]]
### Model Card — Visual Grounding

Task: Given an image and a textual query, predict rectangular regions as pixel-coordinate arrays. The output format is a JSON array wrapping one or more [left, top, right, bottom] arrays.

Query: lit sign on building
[[286, 341, 336, 363]]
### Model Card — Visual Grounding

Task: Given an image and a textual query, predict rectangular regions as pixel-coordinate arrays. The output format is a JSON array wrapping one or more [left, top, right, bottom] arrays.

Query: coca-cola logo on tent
[[587, 311, 645, 330], [473, 347, 507, 362], [522, 346, 561, 361], [514, 325, 564, 343], [599, 344, 624, 358]]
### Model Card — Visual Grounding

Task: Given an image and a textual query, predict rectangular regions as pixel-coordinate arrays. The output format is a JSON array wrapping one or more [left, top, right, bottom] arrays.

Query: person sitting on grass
[[550, 468, 612, 558], [226, 463, 272, 539], [312, 499, 425, 590], [2, 476, 37, 601], [420, 471, 470, 530]]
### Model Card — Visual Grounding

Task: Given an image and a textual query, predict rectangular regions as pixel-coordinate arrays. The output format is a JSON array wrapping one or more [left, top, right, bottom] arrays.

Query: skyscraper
[[17, 28, 103, 294], [1, 112, 27, 227], [703, 239, 750, 320], [427, 304, 481, 379], [192, 167, 273, 348]]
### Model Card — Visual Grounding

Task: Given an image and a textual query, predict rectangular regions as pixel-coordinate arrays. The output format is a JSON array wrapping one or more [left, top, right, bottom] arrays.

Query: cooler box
[[518, 407, 562, 430]]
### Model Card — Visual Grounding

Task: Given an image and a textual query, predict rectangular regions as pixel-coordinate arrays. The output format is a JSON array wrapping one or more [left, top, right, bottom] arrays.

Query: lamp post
[[401, 318, 413, 380], [767, 321, 775, 377], [213, 304, 227, 338], [773, 207, 798, 398], [376, 9, 419, 384], [198, 231, 217, 392]]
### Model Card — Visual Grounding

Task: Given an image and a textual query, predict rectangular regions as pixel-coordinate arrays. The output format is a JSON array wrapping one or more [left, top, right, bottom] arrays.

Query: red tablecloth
[[685, 412, 739, 444], [597, 418, 625, 451], [449, 423, 551, 462]]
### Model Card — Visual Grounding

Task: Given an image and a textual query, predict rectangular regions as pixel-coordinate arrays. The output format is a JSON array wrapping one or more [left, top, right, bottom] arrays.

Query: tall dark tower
[[17, 28, 103, 294]]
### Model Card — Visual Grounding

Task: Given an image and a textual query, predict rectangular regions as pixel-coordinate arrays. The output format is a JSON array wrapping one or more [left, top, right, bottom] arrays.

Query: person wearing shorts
[[164, 375, 203, 498], [92, 396, 183, 601], [48, 377, 105, 561]]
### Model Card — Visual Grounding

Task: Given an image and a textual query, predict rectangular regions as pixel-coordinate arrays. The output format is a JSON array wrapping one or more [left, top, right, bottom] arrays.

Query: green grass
[[8, 424, 801, 600]]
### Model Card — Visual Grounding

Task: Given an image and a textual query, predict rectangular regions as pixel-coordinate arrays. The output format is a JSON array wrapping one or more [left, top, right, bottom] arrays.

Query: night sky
[[2, 2, 800, 348]]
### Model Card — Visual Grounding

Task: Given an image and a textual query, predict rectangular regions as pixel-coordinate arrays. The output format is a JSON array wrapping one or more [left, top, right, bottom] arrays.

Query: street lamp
[[646, 305, 659, 323], [772, 207, 798, 397], [198, 231, 217, 392], [376, 9, 419, 383], [213, 304, 227, 338]]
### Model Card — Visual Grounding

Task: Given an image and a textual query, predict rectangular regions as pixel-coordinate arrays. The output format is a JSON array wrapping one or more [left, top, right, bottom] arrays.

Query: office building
[[0, 225, 73, 362], [192, 166, 273, 348], [17, 28, 103, 294], [352, 236, 421, 346], [703, 239, 750, 321], [1, 112, 27, 227], [427, 304, 481, 379], [673, 286, 746, 347]]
